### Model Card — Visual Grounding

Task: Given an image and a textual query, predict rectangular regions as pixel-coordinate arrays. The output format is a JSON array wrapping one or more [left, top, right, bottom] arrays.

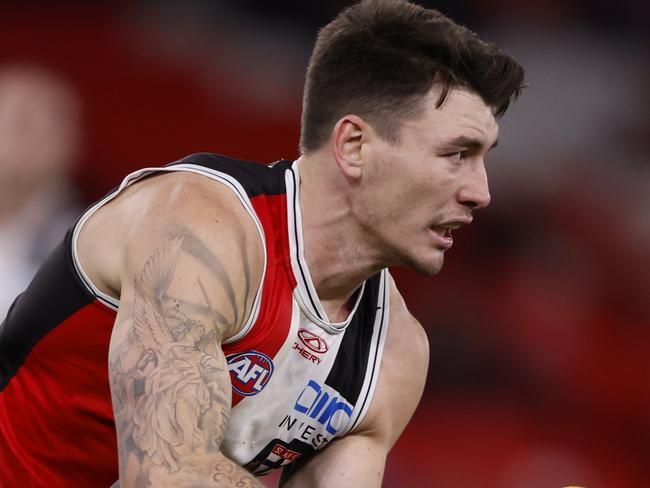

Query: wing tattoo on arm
[[112, 234, 232, 476], [132, 234, 181, 346]]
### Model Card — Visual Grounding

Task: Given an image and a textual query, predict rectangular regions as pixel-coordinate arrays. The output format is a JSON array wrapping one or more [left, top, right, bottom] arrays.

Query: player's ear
[[331, 115, 367, 182]]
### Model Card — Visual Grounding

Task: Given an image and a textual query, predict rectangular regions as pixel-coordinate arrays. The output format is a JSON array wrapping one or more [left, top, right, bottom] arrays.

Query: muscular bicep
[[107, 176, 264, 486], [109, 235, 227, 481]]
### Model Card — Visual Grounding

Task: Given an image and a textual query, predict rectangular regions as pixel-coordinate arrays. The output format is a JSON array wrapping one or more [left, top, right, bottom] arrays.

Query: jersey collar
[[284, 160, 365, 333]]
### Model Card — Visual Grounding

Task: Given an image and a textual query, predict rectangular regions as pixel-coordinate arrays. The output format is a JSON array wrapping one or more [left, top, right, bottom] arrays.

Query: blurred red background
[[1, 1, 648, 486]]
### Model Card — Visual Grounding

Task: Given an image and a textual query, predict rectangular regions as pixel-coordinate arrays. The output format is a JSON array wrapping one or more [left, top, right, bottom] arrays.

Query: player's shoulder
[[78, 168, 264, 298], [170, 152, 291, 197], [114, 170, 255, 236], [123, 169, 263, 263], [131, 169, 244, 219]]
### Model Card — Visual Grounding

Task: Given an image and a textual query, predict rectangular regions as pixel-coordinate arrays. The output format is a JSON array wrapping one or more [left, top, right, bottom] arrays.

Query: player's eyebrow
[[440, 136, 499, 151]]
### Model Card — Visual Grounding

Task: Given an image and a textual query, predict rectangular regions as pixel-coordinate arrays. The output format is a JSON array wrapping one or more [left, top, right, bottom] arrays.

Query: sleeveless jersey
[[0, 153, 390, 486]]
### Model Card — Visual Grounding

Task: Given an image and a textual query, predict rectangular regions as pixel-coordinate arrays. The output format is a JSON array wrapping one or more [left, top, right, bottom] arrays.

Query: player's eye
[[444, 151, 465, 161]]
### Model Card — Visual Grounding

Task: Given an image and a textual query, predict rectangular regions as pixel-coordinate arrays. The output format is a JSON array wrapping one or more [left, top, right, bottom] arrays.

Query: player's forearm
[[118, 452, 263, 488], [209, 455, 265, 488]]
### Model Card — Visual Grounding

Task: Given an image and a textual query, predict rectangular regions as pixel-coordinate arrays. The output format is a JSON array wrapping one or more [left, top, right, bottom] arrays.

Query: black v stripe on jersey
[[324, 272, 383, 405]]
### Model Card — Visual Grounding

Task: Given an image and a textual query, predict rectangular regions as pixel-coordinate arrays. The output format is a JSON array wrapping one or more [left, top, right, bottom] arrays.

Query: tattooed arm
[[106, 173, 265, 487]]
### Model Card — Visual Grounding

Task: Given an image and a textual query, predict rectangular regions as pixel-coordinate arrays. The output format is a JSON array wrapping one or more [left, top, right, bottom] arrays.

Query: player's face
[[359, 86, 498, 275]]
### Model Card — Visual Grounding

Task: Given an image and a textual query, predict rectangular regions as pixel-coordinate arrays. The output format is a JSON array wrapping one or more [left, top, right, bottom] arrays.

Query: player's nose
[[457, 160, 491, 210]]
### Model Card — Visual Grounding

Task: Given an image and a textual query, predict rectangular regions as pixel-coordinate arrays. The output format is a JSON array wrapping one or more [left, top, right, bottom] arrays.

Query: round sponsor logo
[[297, 329, 329, 354], [227, 351, 274, 396]]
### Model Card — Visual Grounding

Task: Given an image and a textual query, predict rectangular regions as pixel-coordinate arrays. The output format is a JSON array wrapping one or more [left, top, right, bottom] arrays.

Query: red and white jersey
[[0, 153, 390, 485]]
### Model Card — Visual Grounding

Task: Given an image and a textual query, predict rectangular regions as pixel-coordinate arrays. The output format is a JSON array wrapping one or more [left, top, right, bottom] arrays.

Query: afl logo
[[227, 351, 274, 396], [298, 329, 329, 354]]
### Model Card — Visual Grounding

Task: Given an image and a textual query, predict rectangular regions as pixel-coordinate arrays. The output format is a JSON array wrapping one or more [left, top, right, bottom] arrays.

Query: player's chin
[[405, 249, 445, 276]]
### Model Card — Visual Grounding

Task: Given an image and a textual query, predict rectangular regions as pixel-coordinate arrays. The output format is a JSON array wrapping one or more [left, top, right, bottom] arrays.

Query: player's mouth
[[428, 220, 471, 250]]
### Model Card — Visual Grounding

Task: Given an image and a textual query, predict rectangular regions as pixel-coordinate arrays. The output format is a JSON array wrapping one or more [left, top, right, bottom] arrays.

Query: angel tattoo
[[114, 235, 231, 474]]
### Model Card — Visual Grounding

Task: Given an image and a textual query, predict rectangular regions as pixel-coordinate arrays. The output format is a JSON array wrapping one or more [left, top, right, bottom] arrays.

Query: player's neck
[[296, 154, 385, 318]]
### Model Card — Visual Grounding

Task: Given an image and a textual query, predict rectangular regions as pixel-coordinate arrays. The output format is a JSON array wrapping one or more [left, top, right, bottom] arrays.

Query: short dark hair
[[300, 0, 525, 154]]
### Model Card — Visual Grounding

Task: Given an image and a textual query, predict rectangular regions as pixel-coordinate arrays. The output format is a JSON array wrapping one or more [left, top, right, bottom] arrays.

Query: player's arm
[[107, 173, 265, 487], [279, 274, 429, 487]]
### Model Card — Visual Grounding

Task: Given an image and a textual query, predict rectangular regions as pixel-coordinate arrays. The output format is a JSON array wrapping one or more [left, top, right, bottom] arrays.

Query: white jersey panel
[[221, 269, 390, 476]]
